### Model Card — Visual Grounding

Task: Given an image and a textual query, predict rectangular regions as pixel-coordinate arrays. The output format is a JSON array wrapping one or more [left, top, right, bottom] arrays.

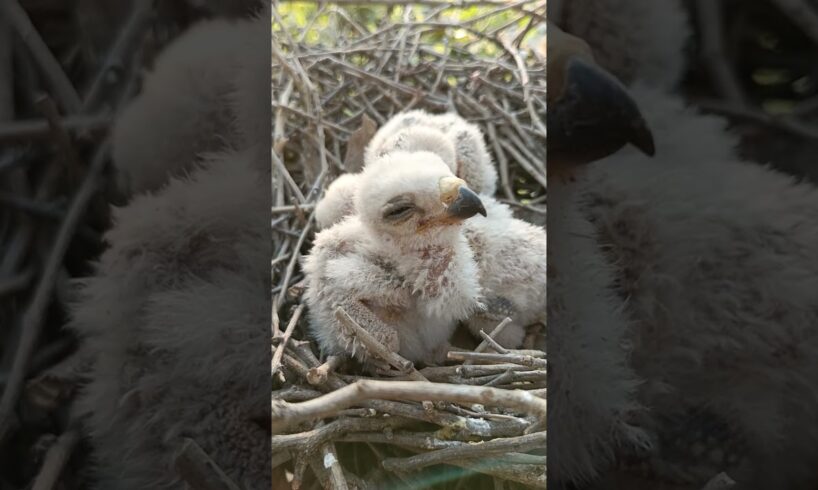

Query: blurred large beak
[[547, 23, 655, 166], [439, 176, 487, 220]]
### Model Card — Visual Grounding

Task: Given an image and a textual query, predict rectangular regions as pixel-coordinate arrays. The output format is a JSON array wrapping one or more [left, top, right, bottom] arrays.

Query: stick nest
[[271, 2, 547, 488]]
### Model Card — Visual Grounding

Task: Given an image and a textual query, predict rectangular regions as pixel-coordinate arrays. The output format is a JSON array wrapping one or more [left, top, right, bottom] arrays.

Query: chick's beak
[[439, 176, 487, 220], [547, 24, 655, 166]]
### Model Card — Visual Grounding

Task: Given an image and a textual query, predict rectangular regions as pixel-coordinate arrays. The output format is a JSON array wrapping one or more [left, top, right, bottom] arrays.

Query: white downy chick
[[303, 151, 487, 367]]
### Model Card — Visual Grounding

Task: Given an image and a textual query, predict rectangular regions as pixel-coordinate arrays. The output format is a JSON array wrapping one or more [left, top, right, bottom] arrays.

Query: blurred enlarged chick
[[112, 10, 268, 196], [70, 148, 271, 489]]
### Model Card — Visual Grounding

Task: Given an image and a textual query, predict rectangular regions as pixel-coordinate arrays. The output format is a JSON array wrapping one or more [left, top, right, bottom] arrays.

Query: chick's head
[[356, 151, 486, 244]]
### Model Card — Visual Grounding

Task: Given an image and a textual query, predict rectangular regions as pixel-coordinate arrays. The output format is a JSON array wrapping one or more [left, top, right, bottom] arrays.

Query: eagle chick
[[304, 151, 487, 366]]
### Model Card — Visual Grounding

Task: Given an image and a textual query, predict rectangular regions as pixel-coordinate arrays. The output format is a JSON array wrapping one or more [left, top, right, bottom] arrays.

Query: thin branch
[[0, 140, 110, 445], [380, 431, 546, 472], [271, 380, 547, 433], [0, 0, 81, 112], [272, 304, 306, 377], [31, 429, 80, 490], [173, 438, 241, 490]]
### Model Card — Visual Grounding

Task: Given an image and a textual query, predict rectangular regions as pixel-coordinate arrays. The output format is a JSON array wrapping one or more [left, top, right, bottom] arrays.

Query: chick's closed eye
[[382, 195, 419, 222]]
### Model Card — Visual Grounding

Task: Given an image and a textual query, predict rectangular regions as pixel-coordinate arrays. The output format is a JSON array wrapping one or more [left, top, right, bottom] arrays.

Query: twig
[[0, 113, 110, 143], [478, 330, 510, 354], [272, 304, 306, 377], [320, 441, 349, 490], [701, 472, 736, 490], [271, 416, 411, 452], [272, 203, 317, 215], [696, 0, 747, 104], [448, 351, 547, 368], [174, 438, 241, 490], [308, 355, 345, 385], [0, 0, 81, 112], [81, 0, 154, 112], [466, 317, 512, 365], [31, 429, 81, 490], [380, 431, 546, 472]]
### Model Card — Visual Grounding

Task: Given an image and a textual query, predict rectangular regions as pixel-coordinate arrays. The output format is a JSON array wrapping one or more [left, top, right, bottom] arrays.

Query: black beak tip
[[448, 186, 486, 220], [549, 57, 657, 162], [632, 123, 656, 157]]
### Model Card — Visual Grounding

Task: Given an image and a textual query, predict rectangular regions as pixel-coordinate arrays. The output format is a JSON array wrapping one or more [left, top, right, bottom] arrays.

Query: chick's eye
[[383, 203, 415, 221]]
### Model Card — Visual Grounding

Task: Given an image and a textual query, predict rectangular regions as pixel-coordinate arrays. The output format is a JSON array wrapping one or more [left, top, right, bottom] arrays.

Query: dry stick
[[497, 33, 547, 138], [272, 304, 306, 377], [272, 203, 317, 215], [275, 210, 315, 311], [35, 95, 82, 183], [498, 137, 546, 190], [701, 472, 736, 490], [381, 430, 547, 472], [31, 429, 80, 490], [695, 97, 818, 140], [271, 380, 547, 434], [448, 351, 547, 369], [696, 0, 747, 104], [272, 385, 324, 403], [464, 317, 512, 365], [307, 355, 344, 386], [770, 0, 818, 47], [320, 442, 349, 490], [173, 438, 241, 490], [0, 268, 33, 297], [81, 0, 154, 112], [272, 451, 292, 471], [0, 13, 13, 122], [0, 0, 81, 112], [0, 140, 110, 445], [334, 307, 425, 380], [478, 330, 510, 354], [272, 296, 281, 337], [0, 114, 110, 143], [420, 363, 534, 381], [450, 459, 546, 488], [272, 416, 412, 453]]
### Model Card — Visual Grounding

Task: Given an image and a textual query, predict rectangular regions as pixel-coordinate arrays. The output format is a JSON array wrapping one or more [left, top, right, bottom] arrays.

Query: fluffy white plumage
[[313, 109, 546, 350], [315, 173, 360, 230], [550, 0, 690, 89], [366, 109, 498, 195], [304, 152, 485, 366], [71, 149, 270, 489], [577, 86, 818, 489], [315, 109, 499, 230], [111, 11, 268, 196], [461, 198, 546, 349], [71, 10, 271, 489], [550, 3, 818, 487]]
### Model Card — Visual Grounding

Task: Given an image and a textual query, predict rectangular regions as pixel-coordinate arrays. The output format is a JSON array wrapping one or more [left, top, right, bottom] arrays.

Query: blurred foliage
[[274, 2, 543, 61]]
